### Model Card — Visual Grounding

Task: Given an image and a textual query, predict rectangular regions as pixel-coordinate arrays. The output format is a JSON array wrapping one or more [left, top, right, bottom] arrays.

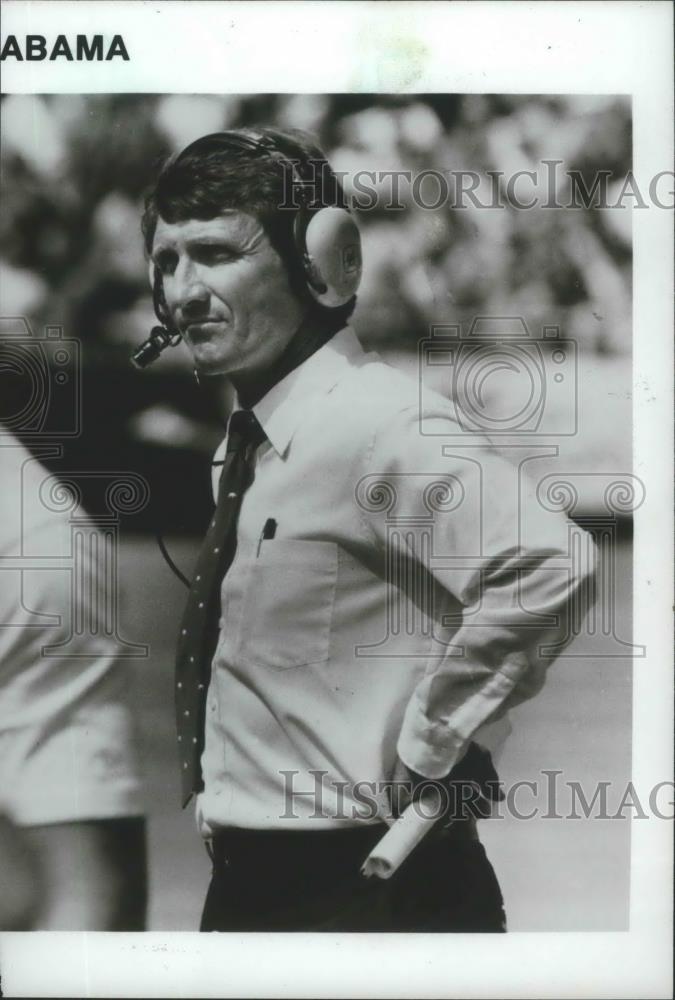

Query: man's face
[[151, 210, 306, 379]]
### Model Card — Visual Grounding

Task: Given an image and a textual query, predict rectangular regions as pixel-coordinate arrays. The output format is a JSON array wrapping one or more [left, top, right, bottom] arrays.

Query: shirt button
[[177, 682, 183, 689], [184, 710, 190, 717]]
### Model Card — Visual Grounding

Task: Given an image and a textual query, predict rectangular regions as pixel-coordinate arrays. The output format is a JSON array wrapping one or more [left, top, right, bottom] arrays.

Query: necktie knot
[[226, 410, 266, 454]]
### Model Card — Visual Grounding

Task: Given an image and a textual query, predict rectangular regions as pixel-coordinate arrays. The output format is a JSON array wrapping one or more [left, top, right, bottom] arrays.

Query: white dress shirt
[[196, 326, 596, 834]]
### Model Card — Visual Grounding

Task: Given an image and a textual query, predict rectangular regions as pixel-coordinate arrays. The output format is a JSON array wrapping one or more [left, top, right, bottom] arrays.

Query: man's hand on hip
[[389, 742, 505, 823]]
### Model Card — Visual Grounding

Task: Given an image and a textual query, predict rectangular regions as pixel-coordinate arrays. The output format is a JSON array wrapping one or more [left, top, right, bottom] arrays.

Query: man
[[140, 126, 596, 931], [0, 431, 147, 929]]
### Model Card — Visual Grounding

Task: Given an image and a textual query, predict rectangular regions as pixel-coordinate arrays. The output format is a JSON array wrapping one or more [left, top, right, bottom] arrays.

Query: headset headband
[[175, 128, 322, 209]]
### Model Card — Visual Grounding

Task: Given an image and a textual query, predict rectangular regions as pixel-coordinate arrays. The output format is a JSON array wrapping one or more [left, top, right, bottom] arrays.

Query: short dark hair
[[141, 126, 356, 324]]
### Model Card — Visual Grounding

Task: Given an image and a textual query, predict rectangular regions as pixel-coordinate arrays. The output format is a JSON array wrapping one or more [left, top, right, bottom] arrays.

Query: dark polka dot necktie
[[174, 409, 267, 806]]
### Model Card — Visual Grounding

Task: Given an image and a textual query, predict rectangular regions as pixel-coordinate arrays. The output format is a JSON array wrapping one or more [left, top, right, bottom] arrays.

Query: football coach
[[138, 126, 597, 932]]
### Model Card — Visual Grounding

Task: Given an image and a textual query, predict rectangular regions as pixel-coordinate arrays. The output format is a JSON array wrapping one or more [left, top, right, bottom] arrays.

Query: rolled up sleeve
[[360, 405, 598, 779]]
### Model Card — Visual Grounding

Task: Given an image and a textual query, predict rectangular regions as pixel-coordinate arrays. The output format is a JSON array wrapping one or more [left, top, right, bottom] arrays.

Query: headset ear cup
[[300, 207, 362, 308]]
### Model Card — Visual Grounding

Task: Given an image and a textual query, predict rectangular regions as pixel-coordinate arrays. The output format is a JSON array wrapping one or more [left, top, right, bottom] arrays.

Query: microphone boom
[[130, 326, 182, 369]]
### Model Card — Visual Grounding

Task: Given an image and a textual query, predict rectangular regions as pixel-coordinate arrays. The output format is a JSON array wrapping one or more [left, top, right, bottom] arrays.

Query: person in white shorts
[[0, 431, 147, 930]]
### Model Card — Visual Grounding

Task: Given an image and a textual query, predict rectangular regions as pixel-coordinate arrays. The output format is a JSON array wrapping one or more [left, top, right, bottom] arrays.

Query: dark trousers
[[200, 822, 506, 932]]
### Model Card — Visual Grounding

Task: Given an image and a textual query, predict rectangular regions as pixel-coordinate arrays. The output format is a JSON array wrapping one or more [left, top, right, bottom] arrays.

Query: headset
[[133, 129, 363, 587], [131, 128, 362, 369]]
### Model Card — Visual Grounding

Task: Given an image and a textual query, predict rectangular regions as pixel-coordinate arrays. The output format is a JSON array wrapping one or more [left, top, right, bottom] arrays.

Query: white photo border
[[1, 1, 673, 997]]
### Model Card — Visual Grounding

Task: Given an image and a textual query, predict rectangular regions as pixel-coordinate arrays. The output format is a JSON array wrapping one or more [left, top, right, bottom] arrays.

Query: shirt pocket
[[236, 539, 338, 670]]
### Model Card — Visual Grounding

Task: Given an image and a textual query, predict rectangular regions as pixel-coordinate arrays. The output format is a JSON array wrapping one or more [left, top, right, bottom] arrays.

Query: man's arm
[[360, 405, 598, 781]]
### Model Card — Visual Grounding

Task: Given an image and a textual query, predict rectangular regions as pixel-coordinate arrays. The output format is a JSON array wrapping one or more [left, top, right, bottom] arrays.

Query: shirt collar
[[241, 326, 369, 457]]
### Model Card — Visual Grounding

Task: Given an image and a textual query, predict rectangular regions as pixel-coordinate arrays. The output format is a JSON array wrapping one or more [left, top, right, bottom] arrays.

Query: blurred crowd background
[[1, 93, 632, 529]]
